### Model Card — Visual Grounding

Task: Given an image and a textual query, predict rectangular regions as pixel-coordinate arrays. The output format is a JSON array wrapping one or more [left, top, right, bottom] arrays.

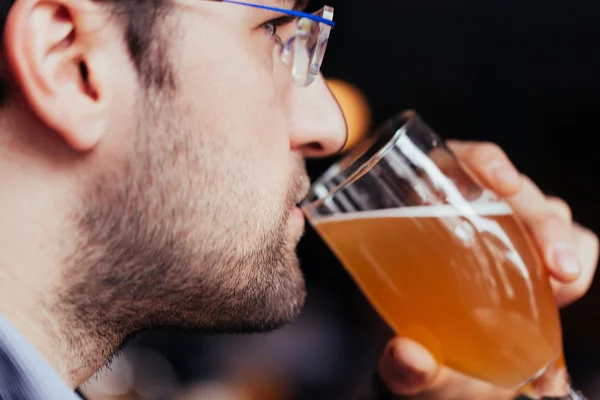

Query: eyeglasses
[[216, 1, 335, 87]]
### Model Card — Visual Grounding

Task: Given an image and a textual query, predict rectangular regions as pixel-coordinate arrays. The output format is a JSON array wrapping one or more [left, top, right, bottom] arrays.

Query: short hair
[[0, 0, 13, 106], [0, 0, 174, 107]]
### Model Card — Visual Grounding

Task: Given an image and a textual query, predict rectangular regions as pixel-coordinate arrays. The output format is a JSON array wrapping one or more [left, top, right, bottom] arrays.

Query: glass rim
[[301, 109, 421, 212]]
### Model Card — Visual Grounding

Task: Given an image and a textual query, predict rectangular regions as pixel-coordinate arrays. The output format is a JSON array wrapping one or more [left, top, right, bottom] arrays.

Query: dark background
[[83, 1, 600, 399], [320, 0, 600, 378]]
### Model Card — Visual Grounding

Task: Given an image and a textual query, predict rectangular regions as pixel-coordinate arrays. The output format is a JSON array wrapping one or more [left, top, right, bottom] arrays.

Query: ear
[[4, 0, 116, 151]]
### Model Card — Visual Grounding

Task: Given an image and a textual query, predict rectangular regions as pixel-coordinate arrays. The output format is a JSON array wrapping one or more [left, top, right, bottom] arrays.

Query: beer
[[312, 202, 562, 389]]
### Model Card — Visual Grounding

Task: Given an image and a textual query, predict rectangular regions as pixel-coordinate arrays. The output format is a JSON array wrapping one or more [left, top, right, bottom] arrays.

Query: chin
[[158, 260, 308, 335], [234, 279, 307, 334], [176, 292, 306, 336], [244, 277, 307, 332]]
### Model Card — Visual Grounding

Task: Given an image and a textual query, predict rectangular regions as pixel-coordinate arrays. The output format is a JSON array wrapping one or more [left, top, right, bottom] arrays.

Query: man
[[0, 0, 597, 398]]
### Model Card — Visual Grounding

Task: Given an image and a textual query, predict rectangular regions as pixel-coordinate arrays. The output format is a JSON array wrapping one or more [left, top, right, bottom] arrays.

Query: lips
[[294, 175, 312, 207]]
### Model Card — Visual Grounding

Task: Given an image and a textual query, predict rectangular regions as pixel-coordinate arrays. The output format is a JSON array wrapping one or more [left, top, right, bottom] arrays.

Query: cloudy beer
[[312, 202, 562, 389]]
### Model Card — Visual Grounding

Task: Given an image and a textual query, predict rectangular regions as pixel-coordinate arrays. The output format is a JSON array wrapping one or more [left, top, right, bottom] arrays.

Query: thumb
[[378, 337, 439, 396]]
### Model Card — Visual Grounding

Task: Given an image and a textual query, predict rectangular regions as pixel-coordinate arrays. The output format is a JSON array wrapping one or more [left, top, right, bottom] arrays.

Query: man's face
[[60, 0, 347, 342]]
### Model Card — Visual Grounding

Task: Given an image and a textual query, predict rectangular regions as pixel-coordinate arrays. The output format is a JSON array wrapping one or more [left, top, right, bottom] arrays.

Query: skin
[[0, 0, 596, 397], [0, 0, 345, 386]]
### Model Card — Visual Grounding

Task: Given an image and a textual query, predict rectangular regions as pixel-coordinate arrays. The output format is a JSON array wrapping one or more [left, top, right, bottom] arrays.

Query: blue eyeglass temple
[[221, 0, 336, 27]]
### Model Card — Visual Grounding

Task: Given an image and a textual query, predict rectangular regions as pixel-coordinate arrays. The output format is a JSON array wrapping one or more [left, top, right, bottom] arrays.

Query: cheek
[[175, 22, 291, 172], [171, 21, 294, 232]]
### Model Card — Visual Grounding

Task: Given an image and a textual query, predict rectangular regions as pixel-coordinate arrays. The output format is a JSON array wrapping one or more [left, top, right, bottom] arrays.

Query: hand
[[377, 140, 599, 400]]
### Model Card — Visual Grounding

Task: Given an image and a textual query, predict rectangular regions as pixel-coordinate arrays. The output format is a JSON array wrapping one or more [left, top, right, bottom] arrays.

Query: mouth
[[293, 175, 312, 209], [289, 175, 311, 226]]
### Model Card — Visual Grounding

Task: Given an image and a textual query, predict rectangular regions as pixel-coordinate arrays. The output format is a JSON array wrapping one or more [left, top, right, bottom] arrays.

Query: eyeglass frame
[[204, 0, 336, 86], [220, 0, 335, 27]]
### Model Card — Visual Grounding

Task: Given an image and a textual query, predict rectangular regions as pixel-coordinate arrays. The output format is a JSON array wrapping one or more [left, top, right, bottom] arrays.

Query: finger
[[552, 223, 599, 307], [489, 175, 571, 227], [378, 338, 439, 396], [545, 196, 573, 224], [503, 177, 579, 282], [526, 213, 580, 282], [504, 175, 548, 220], [447, 140, 522, 197], [427, 146, 484, 200]]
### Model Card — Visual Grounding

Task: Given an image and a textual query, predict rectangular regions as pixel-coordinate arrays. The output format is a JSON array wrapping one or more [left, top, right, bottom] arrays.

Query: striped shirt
[[0, 314, 79, 400]]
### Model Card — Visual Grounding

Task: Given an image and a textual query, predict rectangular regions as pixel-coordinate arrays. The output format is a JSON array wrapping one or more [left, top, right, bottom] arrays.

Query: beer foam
[[311, 201, 513, 224]]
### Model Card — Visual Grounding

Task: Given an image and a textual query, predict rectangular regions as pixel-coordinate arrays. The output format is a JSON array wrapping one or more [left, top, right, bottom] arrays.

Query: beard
[[55, 90, 308, 370]]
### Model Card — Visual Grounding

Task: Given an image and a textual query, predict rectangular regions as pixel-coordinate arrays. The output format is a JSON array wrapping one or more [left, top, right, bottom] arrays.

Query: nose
[[288, 74, 348, 158]]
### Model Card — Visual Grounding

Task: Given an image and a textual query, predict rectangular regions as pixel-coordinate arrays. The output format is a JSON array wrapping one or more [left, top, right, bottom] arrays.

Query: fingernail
[[553, 242, 580, 275], [490, 161, 521, 188]]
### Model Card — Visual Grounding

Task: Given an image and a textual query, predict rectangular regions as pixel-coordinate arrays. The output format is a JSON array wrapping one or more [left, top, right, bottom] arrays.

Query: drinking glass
[[301, 110, 585, 399]]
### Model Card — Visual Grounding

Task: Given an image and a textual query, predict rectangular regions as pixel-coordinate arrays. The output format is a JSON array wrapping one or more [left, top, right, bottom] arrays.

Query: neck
[[0, 272, 101, 387], [0, 179, 109, 388], [0, 116, 125, 388]]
